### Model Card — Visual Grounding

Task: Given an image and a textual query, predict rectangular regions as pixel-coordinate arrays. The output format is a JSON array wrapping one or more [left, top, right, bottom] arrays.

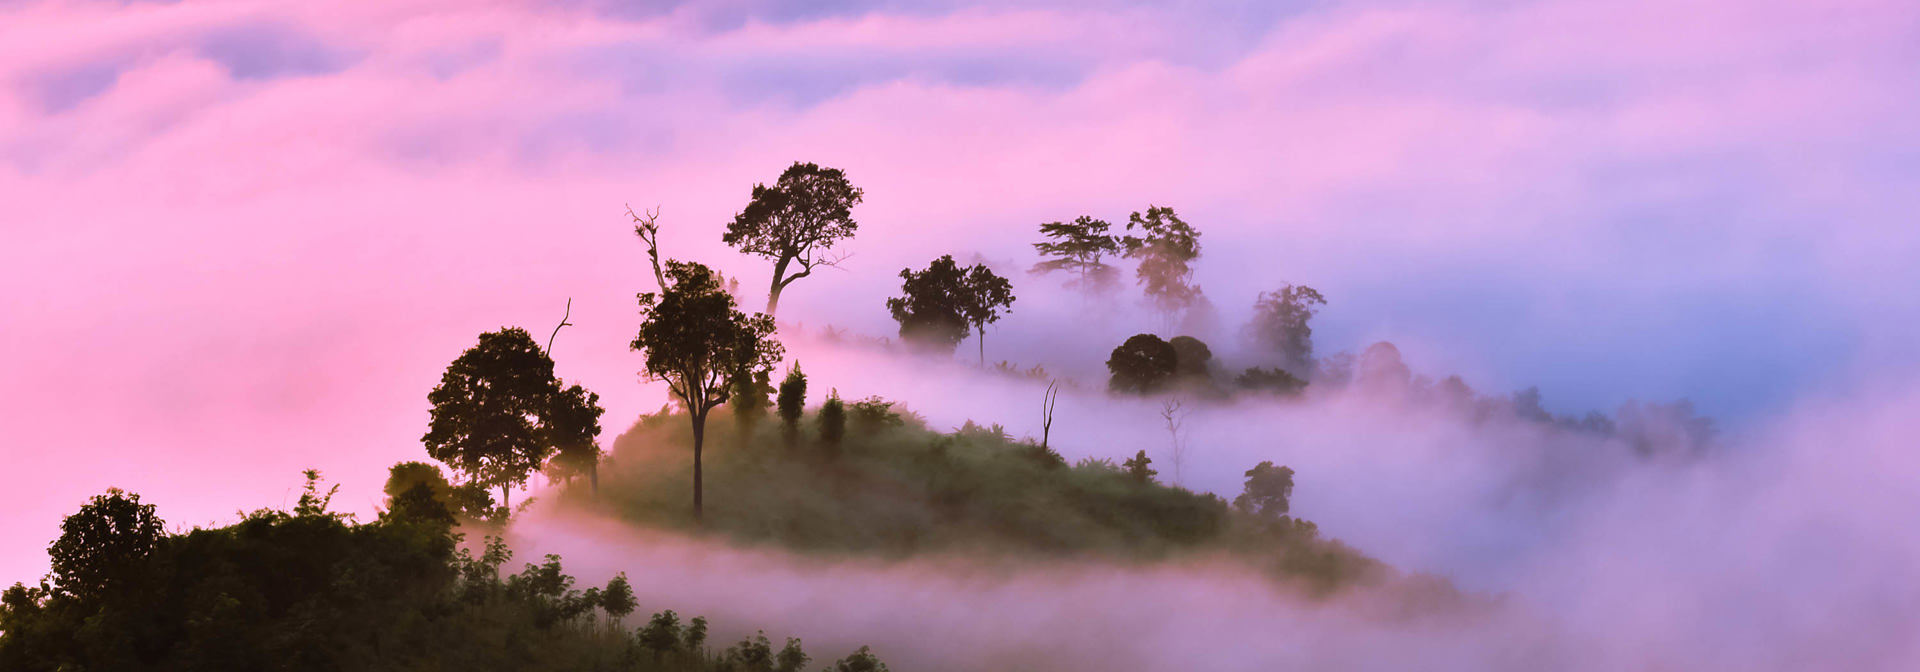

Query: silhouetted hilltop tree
[[547, 383, 607, 497], [887, 255, 1014, 359], [45, 489, 163, 602], [1234, 461, 1296, 517], [1356, 341, 1412, 392], [632, 260, 784, 522], [1120, 206, 1204, 330], [1031, 215, 1121, 294], [424, 327, 603, 510], [1246, 284, 1327, 375], [819, 389, 846, 448], [1107, 333, 1178, 394], [724, 161, 864, 316], [384, 461, 494, 520], [1123, 450, 1158, 484]]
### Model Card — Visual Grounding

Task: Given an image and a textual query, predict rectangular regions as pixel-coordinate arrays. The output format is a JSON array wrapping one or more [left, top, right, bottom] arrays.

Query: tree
[[960, 264, 1016, 367], [886, 255, 971, 355], [1169, 335, 1213, 380], [1031, 216, 1121, 294], [1123, 450, 1157, 485], [47, 489, 164, 601], [724, 162, 864, 316], [632, 260, 784, 522], [424, 327, 602, 510], [600, 572, 637, 624], [777, 364, 807, 445], [818, 390, 846, 448], [1356, 341, 1411, 392], [1233, 461, 1296, 517], [1106, 333, 1178, 394], [1120, 206, 1204, 330], [1246, 284, 1327, 374], [547, 383, 606, 496], [1235, 367, 1307, 396]]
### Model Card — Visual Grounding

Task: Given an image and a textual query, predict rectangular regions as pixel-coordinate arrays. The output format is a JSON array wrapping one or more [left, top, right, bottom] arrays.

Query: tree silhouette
[[777, 363, 807, 445], [1233, 461, 1296, 517], [1031, 216, 1120, 294], [1246, 284, 1327, 374], [47, 489, 164, 601], [818, 390, 846, 449], [424, 328, 602, 510], [1123, 450, 1157, 485], [961, 264, 1016, 367], [887, 255, 1014, 361], [1169, 335, 1213, 381], [1120, 206, 1204, 329], [632, 261, 784, 522], [1106, 333, 1178, 394], [724, 162, 864, 316]]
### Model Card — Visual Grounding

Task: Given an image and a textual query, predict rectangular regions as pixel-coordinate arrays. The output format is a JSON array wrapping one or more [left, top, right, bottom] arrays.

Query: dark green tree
[[47, 489, 164, 601], [1106, 333, 1178, 394], [1233, 461, 1296, 517], [600, 572, 637, 624], [1236, 367, 1308, 396], [961, 264, 1016, 367], [1246, 284, 1327, 374], [886, 255, 972, 355], [830, 646, 891, 672], [724, 162, 864, 316], [777, 363, 807, 444], [819, 390, 846, 448], [546, 383, 606, 496], [1031, 216, 1120, 294], [776, 637, 811, 672], [1120, 206, 1204, 329], [423, 327, 603, 509], [1123, 450, 1157, 485], [632, 260, 785, 522], [1169, 335, 1213, 380]]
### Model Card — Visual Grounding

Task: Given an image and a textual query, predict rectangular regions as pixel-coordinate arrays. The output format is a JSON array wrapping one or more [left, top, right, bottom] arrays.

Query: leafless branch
[[1040, 380, 1059, 451], [627, 203, 667, 291], [546, 297, 574, 353]]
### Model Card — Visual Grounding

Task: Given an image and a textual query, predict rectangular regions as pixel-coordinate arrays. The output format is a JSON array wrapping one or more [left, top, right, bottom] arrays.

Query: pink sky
[[4, 0, 1920, 586]]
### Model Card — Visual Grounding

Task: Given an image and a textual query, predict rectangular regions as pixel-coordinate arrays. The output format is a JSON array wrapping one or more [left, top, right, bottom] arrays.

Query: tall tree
[[632, 261, 784, 522], [724, 162, 864, 316], [1120, 206, 1204, 329], [1233, 461, 1296, 517], [424, 328, 602, 510], [885, 255, 972, 356], [961, 264, 1016, 367], [1031, 216, 1120, 294], [776, 364, 807, 445], [1245, 284, 1327, 375]]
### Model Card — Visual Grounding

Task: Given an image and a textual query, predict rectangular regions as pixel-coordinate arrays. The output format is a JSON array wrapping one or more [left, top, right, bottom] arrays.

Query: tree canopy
[[1031, 216, 1121, 294], [887, 255, 1015, 359], [423, 327, 604, 511], [1107, 333, 1179, 394], [723, 162, 864, 316], [1246, 284, 1327, 375], [1120, 206, 1204, 327], [1234, 461, 1296, 517], [632, 260, 784, 520]]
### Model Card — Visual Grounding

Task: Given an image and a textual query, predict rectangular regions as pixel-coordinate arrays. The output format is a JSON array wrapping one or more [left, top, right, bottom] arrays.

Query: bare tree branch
[[627, 203, 668, 291], [547, 297, 574, 353]]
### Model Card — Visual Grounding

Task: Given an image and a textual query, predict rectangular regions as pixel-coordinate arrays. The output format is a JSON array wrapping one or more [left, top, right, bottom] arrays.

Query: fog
[[501, 322, 1920, 671]]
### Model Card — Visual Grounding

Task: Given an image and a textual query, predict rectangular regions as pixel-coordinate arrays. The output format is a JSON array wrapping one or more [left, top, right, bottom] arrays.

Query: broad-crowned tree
[[1120, 206, 1204, 330], [631, 261, 783, 522], [724, 162, 864, 316], [48, 489, 164, 601], [1106, 333, 1178, 394], [1245, 284, 1327, 375], [1031, 216, 1120, 294], [1168, 335, 1213, 380], [424, 327, 602, 510], [1233, 461, 1296, 517], [886, 255, 972, 355]]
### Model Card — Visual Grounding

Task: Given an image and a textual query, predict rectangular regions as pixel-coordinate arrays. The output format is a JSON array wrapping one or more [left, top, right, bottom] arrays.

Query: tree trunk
[[691, 410, 706, 524], [501, 484, 510, 511], [977, 327, 986, 368], [766, 256, 791, 316]]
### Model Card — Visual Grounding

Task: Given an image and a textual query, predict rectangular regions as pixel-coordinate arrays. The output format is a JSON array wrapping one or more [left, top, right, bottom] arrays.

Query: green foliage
[[885, 255, 974, 355], [423, 327, 604, 510], [1031, 215, 1121, 294], [1246, 284, 1327, 374], [1, 479, 887, 672], [384, 461, 495, 521], [633, 260, 785, 520], [1234, 461, 1297, 517], [829, 646, 890, 672], [960, 264, 1016, 366], [776, 363, 807, 442], [818, 391, 846, 448], [847, 396, 906, 436], [1107, 334, 1178, 394], [584, 408, 1382, 594], [724, 161, 864, 316]]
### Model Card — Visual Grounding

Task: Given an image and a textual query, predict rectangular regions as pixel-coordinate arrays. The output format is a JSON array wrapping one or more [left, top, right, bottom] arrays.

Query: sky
[[3, 0, 1920, 587]]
